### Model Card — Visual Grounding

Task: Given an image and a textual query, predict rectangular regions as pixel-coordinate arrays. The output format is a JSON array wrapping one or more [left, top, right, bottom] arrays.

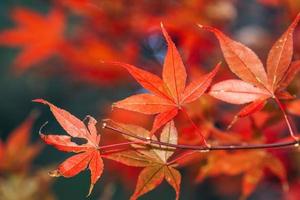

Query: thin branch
[[103, 123, 300, 151], [100, 141, 145, 150], [181, 108, 209, 146]]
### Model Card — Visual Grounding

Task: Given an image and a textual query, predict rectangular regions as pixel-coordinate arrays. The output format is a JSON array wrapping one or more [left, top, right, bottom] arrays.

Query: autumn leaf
[[200, 14, 300, 132], [0, 113, 42, 173], [196, 150, 287, 199], [110, 23, 220, 135], [105, 120, 181, 200], [33, 99, 103, 196], [0, 8, 65, 71]]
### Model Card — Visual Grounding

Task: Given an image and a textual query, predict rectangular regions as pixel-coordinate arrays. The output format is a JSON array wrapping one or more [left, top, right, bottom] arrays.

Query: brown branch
[[103, 123, 300, 151]]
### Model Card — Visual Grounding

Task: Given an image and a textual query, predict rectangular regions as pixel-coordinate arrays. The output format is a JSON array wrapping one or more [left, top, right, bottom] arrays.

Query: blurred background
[[1, 0, 300, 199]]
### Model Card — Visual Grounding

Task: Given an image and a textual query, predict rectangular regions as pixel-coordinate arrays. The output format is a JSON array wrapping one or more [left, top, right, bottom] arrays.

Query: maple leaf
[[33, 99, 103, 196], [0, 113, 42, 174], [195, 124, 288, 199], [110, 23, 220, 135], [196, 150, 287, 199], [0, 8, 65, 71], [199, 14, 300, 133], [105, 120, 181, 200]]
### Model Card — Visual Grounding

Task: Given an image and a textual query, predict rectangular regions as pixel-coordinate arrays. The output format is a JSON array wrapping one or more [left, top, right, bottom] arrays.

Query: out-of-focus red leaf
[[0, 8, 65, 71], [197, 150, 287, 199], [0, 114, 42, 173], [287, 99, 300, 116], [61, 36, 135, 85], [285, 180, 300, 200], [242, 168, 263, 198], [275, 91, 296, 100]]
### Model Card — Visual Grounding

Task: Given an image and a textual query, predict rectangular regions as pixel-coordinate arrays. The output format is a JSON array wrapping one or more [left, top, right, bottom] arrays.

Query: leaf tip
[[214, 62, 222, 72], [160, 22, 172, 44], [197, 24, 219, 35], [197, 24, 211, 30], [48, 169, 61, 177], [227, 116, 238, 130], [32, 98, 45, 103], [39, 121, 49, 136], [160, 21, 164, 28], [87, 184, 94, 197]]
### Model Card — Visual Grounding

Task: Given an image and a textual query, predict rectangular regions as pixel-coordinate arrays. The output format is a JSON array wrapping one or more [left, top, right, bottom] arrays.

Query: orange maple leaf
[[200, 14, 300, 134], [110, 23, 220, 137]]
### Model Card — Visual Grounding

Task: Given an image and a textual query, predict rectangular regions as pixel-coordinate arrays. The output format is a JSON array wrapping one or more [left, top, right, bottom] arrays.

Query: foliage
[[1, 1, 300, 200]]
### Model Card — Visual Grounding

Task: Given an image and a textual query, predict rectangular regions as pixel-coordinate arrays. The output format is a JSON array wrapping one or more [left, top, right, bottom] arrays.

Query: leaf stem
[[104, 123, 300, 151], [180, 108, 209, 147], [274, 96, 299, 141]]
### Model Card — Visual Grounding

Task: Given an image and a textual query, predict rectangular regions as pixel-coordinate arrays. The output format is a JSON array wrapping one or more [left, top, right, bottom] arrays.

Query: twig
[[181, 108, 209, 147], [104, 123, 300, 151]]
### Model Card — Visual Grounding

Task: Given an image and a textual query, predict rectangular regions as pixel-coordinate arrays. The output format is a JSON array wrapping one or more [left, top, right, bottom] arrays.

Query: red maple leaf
[[0, 8, 65, 71], [110, 23, 220, 138], [33, 99, 103, 196], [200, 14, 300, 135]]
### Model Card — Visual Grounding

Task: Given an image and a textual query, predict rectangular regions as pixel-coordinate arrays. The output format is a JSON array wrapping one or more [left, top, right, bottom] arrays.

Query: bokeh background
[[1, 0, 300, 200]]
